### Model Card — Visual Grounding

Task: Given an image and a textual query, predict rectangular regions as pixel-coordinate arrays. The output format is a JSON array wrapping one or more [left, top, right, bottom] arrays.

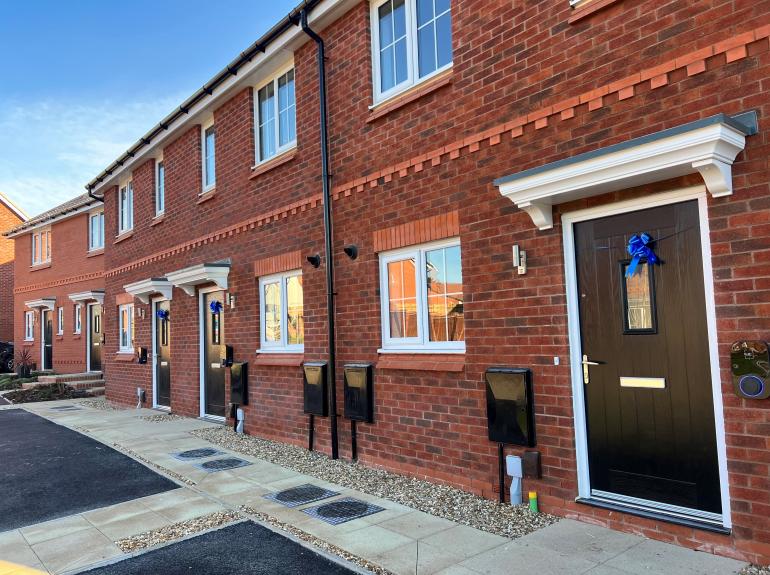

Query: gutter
[[85, 0, 323, 195]]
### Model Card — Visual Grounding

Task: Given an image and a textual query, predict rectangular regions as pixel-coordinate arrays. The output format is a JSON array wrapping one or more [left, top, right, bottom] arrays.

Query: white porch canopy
[[165, 262, 230, 297], [25, 298, 56, 311], [123, 278, 173, 304], [494, 112, 757, 230], [68, 290, 105, 305]]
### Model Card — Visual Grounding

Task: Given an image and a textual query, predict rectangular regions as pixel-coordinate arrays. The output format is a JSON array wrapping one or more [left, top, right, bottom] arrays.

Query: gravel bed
[[743, 566, 770, 574], [137, 413, 186, 422], [240, 505, 393, 575], [113, 443, 196, 486], [78, 398, 126, 411], [192, 427, 557, 539], [116, 511, 242, 553]]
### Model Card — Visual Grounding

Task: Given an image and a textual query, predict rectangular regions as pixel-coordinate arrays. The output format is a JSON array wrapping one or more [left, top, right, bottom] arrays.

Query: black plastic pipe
[[299, 9, 339, 460], [498, 443, 506, 503], [308, 414, 315, 451]]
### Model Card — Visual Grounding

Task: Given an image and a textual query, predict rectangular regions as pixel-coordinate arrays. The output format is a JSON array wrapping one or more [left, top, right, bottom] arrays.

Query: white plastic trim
[[25, 298, 56, 311], [166, 263, 230, 297], [124, 278, 173, 304], [68, 290, 106, 305]]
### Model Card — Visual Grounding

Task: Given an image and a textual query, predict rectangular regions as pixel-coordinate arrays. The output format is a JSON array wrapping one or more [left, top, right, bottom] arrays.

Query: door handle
[[582, 355, 600, 384]]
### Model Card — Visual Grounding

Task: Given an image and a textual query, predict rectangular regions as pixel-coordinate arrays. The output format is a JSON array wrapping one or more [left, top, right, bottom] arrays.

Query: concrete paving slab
[[422, 525, 509, 560], [0, 530, 42, 568], [433, 567, 479, 575], [371, 540, 467, 575], [87, 509, 171, 541], [20, 515, 93, 546], [377, 511, 456, 540], [32, 527, 121, 574], [460, 539, 598, 575], [330, 525, 414, 557], [602, 538, 745, 575]]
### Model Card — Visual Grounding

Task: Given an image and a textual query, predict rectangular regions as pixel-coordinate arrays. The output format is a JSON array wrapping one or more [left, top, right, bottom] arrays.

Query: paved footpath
[[0, 400, 748, 575]]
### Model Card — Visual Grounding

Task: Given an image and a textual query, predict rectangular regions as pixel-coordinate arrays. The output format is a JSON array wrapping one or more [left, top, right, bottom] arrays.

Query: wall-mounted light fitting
[[307, 254, 321, 268], [343, 244, 358, 260], [512, 245, 527, 275], [228, 293, 237, 309]]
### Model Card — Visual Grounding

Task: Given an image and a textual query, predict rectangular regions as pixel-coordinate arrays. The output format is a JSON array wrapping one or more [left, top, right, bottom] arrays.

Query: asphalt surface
[[79, 521, 359, 575], [0, 409, 178, 531]]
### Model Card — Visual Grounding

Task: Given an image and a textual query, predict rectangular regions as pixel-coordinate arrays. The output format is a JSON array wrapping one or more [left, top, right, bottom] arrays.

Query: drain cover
[[172, 448, 224, 461], [50, 406, 81, 411], [264, 483, 339, 508], [193, 457, 251, 473], [303, 497, 385, 525]]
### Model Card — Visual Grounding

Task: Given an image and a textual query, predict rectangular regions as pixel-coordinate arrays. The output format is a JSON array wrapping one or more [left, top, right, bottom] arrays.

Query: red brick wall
[[99, 0, 770, 563], [0, 201, 23, 343], [13, 211, 104, 373]]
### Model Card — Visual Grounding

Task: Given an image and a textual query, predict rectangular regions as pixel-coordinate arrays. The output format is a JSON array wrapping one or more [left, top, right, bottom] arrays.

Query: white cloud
[[0, 96, 186, 217]]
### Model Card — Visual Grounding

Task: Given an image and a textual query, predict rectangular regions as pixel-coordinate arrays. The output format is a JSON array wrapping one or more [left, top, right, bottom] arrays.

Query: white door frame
[[40, 310, 48, 370], [561, 184, 731, 528], [151, 297, 171, 411], [198, 286, 225, 421]]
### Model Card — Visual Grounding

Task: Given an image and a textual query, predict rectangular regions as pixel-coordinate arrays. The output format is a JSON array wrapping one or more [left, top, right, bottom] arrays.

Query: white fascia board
[[25, 298, 56, 311], [496, 121, 748, 230], [5, 203, 97, 238], [165, 264, 230, 297], [123, 278, 173, 304], [0, 192, 28, 221], [68, 290, 106, 305]]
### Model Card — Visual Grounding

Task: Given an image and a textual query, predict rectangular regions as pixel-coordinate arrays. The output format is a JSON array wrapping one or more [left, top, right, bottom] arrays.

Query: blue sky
[[0, 0, 298, 218]]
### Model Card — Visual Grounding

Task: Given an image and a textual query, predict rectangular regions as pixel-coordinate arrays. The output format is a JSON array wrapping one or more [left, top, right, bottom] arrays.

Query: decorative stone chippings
[[743, 566, 770, 575], [116, 511, 242, 553], [193, 427, 558, 539], [239, 506, 395, 575], [112, 443, 196, 486], [78, 398, 126, 411], [137, 413, 186, 422]]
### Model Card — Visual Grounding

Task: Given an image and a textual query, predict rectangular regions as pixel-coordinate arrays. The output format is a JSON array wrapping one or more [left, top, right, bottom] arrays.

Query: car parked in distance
[[0, 342, 14, 373]]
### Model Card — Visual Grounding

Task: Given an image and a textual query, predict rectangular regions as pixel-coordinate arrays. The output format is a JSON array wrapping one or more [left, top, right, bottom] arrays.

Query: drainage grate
[[49, 406, 81, 411], [193, 457, 252, 473], [303, 497, 385, 525], [264, 483, 339, 508], [172, 448, 225, 461]]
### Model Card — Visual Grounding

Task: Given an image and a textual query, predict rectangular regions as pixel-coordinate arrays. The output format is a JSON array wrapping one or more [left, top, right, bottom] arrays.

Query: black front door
[[155, 300, 171, 408], [42, 310, 53, 370], [89, 304, 102, 372], [575, 200, 721, 515], [203, 291, 225, 418]]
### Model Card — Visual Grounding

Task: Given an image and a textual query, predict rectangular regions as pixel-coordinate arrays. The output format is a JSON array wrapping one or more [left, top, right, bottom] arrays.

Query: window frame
[[254, 64, 297, 165], [378, 237, 464, 353], [369, 0, 453, 105], [57, 306, 64, 336], [31, 228, 51, 266], [258, 269, 304, 353], [24, 311, 35, 341], [118, 181, 134, 234], [118, 303, 134, 353], [201, 120, 216, 193], [155, 157, 165, 216], [89, 209, 105, 251], [74, 304, 82, 335]]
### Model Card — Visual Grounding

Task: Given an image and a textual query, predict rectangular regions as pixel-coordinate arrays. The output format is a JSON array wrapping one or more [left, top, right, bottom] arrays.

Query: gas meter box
[[303, 361, 328, 416], [485, 367, 535, 447], [344, 363, 374, 423]]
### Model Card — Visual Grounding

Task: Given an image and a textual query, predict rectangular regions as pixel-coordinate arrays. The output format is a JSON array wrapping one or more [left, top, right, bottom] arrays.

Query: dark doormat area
[[79, 521, 360, 575], [0, 409, 178, 532]]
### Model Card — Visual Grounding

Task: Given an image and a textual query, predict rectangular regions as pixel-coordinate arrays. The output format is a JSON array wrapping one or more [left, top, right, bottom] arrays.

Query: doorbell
[[731, 340, 770, 399]]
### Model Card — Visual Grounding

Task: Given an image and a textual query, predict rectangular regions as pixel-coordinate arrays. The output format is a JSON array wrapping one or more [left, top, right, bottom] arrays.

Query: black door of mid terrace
[[42, 310, 53, 370], [155, 300, 171, 408], [89, 304, 102, 372], [575, 200, 722, 517], [203, 291, 226, 418]]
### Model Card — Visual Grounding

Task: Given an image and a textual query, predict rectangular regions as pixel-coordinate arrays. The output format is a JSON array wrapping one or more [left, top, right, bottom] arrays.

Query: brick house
[[84, 0, 770, 563], [5, 194, 105, 374], [0, 192, 26, 344]]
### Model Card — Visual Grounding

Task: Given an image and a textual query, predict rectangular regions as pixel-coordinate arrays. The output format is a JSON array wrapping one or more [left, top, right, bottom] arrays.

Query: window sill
[[368, 68, 453, 123], [376, 352, 465, 372], [198, 189, 216, 204], [114, 230, 134, 244], [569, 0, 623, 23], [23, 340, 34, 346], [30, 262, 51, 272], [253, 352, 304, 367], [87, 248, 104, 258], [151, 214, 166, 227], [73, 334, 82, 340], [250, 148, 297, 180], [56, 334, 64, 341], [115, 353, 135, 362]]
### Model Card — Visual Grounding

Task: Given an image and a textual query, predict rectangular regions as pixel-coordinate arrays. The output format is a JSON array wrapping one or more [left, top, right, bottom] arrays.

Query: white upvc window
[[24, 311, 35, 341], [259, 270, 304, 352], [31, 228, 51, 266], [255, 67, 297, 163], [370, 0, 452, 103], [57, 307, 64, 335], [118, 181, 134, 234], [202, 121, 216, 192], [155, 159, 165, 216], [74, 304, 82, 335], [118, 304, 134, 353], [378, 238, 464, 352], [89, 210, 105, 251]]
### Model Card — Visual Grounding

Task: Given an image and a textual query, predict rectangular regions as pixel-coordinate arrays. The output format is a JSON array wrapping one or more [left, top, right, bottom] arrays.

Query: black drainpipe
[[87, 187, 104, 204], [299, 9, 339, 460]]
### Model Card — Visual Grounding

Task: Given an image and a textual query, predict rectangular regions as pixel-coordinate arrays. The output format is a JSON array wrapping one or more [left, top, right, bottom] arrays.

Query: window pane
[[387, 258, 418, 338], [623, 261, 655, 331], [416, 0, 433, 25], [205, 127, 216, 187], [278, 70, 296, 147], [392, 0, 406, 38], [380, 45, 395, 91], [157, 162, 165, 213], [378, 0, 407, 92], [426, 246, 464, 342], [417, 21, 436, 77], [263, 282, 281, 342], [378, 1, 394, 46], [258, 83, 276, 160], [435, 11, 452, 69], [394, 38, 408, 85], [286, 275, 304, 345]]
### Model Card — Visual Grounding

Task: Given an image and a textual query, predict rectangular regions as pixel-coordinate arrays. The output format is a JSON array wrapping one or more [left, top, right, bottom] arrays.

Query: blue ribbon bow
[[626, 232, 659, 277], [156, 309, 169, 321], [209, 300, 223, 314]]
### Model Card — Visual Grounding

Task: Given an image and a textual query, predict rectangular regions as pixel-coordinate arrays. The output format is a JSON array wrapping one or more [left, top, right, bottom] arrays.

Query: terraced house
[[79, 0, 770, 564], [0, 192, 26, 346]]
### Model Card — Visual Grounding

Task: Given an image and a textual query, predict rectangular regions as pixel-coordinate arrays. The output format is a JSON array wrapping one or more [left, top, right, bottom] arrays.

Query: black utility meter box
[[485, 367, 535, 447], [231, 362, 248, 405], [344, 363, 374, 423], [138, 347, 148, 365], [221, 345, 234, 368], [731, 340, 770, 399], [303, 362, 328, 416]]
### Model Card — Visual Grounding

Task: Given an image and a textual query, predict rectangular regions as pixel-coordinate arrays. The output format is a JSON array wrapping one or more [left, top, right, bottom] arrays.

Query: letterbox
[[485, 367, 535, 447], [303, 361, 328, 416], [231, 362, 248, 405], [344, 363, 374, 423], [731, 340, 770, 399]]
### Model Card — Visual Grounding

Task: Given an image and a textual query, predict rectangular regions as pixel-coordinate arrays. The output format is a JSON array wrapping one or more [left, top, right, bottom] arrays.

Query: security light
[[343, 244, 358, 260], [307, 254, 321, 268]]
